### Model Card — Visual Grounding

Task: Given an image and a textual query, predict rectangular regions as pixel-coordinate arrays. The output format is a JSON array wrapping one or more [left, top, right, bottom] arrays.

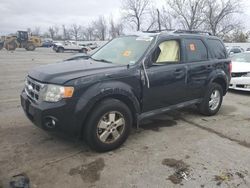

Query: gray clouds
[[0, 0, 121, 34], [1, 0, 250, 35]]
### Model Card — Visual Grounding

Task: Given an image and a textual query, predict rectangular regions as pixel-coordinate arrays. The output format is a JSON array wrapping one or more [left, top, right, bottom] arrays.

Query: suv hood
[[28, 59, 122, 84], [232, 61, 250, 73]]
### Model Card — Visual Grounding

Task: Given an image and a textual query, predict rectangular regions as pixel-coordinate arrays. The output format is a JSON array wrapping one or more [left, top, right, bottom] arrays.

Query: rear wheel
[[0, 42, 4, 50], [79, 48, 87, 53], [198, 83, 223, 116], [57, 47, 64, 53], [84, 99, 132, 152]]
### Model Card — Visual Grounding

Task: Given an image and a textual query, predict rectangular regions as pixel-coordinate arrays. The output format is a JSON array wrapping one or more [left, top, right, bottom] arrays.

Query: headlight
[[244, 72, 250, 77], [42, 84, 74, 102]]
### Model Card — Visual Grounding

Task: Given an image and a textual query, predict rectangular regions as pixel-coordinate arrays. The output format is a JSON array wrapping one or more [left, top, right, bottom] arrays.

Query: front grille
[[231, 72, 248, 77], [25, 77, 44, 102], [236, 84, 245, 88]]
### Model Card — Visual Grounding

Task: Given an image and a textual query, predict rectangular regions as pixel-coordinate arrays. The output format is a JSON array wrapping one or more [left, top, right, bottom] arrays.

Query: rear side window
[[185, 39, 208, 62], [207, 39, 226, 59]]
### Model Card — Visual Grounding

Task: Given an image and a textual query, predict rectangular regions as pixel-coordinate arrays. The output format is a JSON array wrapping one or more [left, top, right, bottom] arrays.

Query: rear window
[[207, 39, 226, 59], [185, 39, 208, 62]]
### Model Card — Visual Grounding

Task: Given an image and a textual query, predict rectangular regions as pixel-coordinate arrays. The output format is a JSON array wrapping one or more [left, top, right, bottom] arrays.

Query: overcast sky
[[0, 0, 249, 35]]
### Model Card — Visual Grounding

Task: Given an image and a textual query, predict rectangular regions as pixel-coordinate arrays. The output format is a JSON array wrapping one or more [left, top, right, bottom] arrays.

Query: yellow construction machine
[[0, 31, 41, 51]]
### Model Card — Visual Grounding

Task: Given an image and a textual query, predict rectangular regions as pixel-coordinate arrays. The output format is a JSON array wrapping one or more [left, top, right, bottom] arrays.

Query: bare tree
[[31, 27, 40, 36], [83, 25, 95, 41], [109, 17, 124, 39], [167, 0, 206, 30], [62, 25, 70, 40], [146, 7, 176, 31], [160, 7, 176, 30], [145, 8, 158, 31], [92, 16, 107, 40], [48, 26, 55, 39], [48, 26, 59, 40], [122, 0, 151, 31], [70, 24, 81, 41], [204, 0, 242, 36], [231, 29, 247, 42]]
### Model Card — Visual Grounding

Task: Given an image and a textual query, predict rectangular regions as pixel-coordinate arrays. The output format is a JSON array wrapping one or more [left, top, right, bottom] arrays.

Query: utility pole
[[157, 9, 161, 32]]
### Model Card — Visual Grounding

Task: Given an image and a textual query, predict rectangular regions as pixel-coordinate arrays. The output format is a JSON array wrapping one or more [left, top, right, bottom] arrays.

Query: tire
[[84, 99, 132, 152], [198, 83, 223, 116], [57, 47, 64, 53], [0, 42, 3, 50], [5, 40, 17, 51], [25, 43, 36, 51], [79, 48, 87, 53]]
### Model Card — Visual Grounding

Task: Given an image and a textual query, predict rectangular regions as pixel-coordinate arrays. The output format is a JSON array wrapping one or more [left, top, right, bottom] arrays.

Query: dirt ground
[[0, 48, 250, 188]]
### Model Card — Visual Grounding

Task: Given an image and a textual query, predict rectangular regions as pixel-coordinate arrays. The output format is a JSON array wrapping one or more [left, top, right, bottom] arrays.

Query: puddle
[[162, 158, 190, 184], [213, 170, 248, 186], [140, 119, 177, 132], [69, 158, 105, 183], [9, 173, 30, 188]]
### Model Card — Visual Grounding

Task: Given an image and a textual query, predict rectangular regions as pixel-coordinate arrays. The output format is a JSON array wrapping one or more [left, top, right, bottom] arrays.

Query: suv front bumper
[[20, 90, 80, 135]]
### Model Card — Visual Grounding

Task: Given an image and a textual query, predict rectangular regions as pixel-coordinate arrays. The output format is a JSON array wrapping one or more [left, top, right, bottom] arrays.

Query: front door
[[142, 39, 188, 112]]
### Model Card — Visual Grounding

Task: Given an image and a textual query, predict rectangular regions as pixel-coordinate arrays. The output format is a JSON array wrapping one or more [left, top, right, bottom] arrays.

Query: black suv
[[21, 30, 231, 152]]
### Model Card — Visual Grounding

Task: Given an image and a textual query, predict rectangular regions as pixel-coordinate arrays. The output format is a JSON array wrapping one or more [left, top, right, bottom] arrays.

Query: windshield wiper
[[90, 57, 113, 64]]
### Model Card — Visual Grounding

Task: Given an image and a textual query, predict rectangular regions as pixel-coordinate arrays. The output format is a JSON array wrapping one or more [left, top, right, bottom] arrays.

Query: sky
[[0, 0, 249, 35]]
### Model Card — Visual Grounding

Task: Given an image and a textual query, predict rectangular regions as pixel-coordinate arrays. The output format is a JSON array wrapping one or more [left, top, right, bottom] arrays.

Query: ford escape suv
[[21, 30, 231, 152]]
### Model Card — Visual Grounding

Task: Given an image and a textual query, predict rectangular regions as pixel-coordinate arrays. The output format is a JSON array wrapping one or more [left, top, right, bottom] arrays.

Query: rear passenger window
[[185, 39, 208, 62], [207, 39, 226, 59]]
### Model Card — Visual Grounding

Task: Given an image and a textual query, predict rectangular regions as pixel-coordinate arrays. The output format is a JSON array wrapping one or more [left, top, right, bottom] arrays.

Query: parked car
[[20, 30, 231, 152], [227, 46, 244, 55], [41, 40, 54, 48], [229, 52, 250, 91], [86, 42, 98, 50], [53, 41, 91, 53]]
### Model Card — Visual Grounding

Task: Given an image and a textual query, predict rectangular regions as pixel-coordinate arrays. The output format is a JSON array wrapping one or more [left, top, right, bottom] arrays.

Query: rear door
[[184, 38, 213, 100], [142, 38, 188, 112]]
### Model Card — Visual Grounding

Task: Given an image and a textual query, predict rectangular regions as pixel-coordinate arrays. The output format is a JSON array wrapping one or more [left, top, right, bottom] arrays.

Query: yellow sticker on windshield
[[123, 50, 132, 57]]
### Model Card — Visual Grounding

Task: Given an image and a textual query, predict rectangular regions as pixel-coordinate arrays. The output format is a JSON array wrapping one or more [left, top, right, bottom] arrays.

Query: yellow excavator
[[0, 31, 41, 51]]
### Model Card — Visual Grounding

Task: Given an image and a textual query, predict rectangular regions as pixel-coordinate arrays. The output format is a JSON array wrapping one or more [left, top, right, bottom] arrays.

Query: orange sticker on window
[[189, 43, 196, 51], [122, 50, 132, 57]]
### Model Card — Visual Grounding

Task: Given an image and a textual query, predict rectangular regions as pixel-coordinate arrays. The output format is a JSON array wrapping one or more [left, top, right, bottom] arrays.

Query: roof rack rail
[[142, 29, 175, 33], [173, 30, 213, 35], [142, 29, 213, 36]]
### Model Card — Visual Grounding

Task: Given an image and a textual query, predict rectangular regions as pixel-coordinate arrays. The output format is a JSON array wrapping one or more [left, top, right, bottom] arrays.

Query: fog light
[[44, 116, 58, 130]]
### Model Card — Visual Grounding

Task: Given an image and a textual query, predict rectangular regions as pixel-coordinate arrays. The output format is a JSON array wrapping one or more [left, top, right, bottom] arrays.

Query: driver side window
[[153, 40, 180, 64]]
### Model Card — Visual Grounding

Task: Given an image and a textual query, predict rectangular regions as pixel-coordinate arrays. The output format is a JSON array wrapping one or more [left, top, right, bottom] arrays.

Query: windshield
[[231, 53, 250, 63], [91, 36, 153, 65]]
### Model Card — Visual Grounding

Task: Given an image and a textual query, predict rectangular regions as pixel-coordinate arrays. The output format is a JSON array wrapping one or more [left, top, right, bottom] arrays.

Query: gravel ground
[[0, 48, 250, 188]]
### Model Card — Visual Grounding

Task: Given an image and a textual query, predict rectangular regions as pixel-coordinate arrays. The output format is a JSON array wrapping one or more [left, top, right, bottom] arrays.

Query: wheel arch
[[211, 76, 227, 95], [74, 82, 141, 136]]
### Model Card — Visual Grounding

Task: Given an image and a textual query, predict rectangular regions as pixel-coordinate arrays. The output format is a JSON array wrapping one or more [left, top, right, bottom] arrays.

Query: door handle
[[174, 69, 184, 74]]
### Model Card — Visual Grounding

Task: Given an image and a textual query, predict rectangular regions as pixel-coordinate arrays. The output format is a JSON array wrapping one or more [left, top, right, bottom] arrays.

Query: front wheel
[[84, 99, 132, 152], [5, 40, 17, 51], [198, 83, 223, 116]]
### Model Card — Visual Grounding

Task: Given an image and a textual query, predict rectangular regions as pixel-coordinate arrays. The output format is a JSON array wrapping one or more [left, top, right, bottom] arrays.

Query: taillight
[[228, 61, 232, 74]]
